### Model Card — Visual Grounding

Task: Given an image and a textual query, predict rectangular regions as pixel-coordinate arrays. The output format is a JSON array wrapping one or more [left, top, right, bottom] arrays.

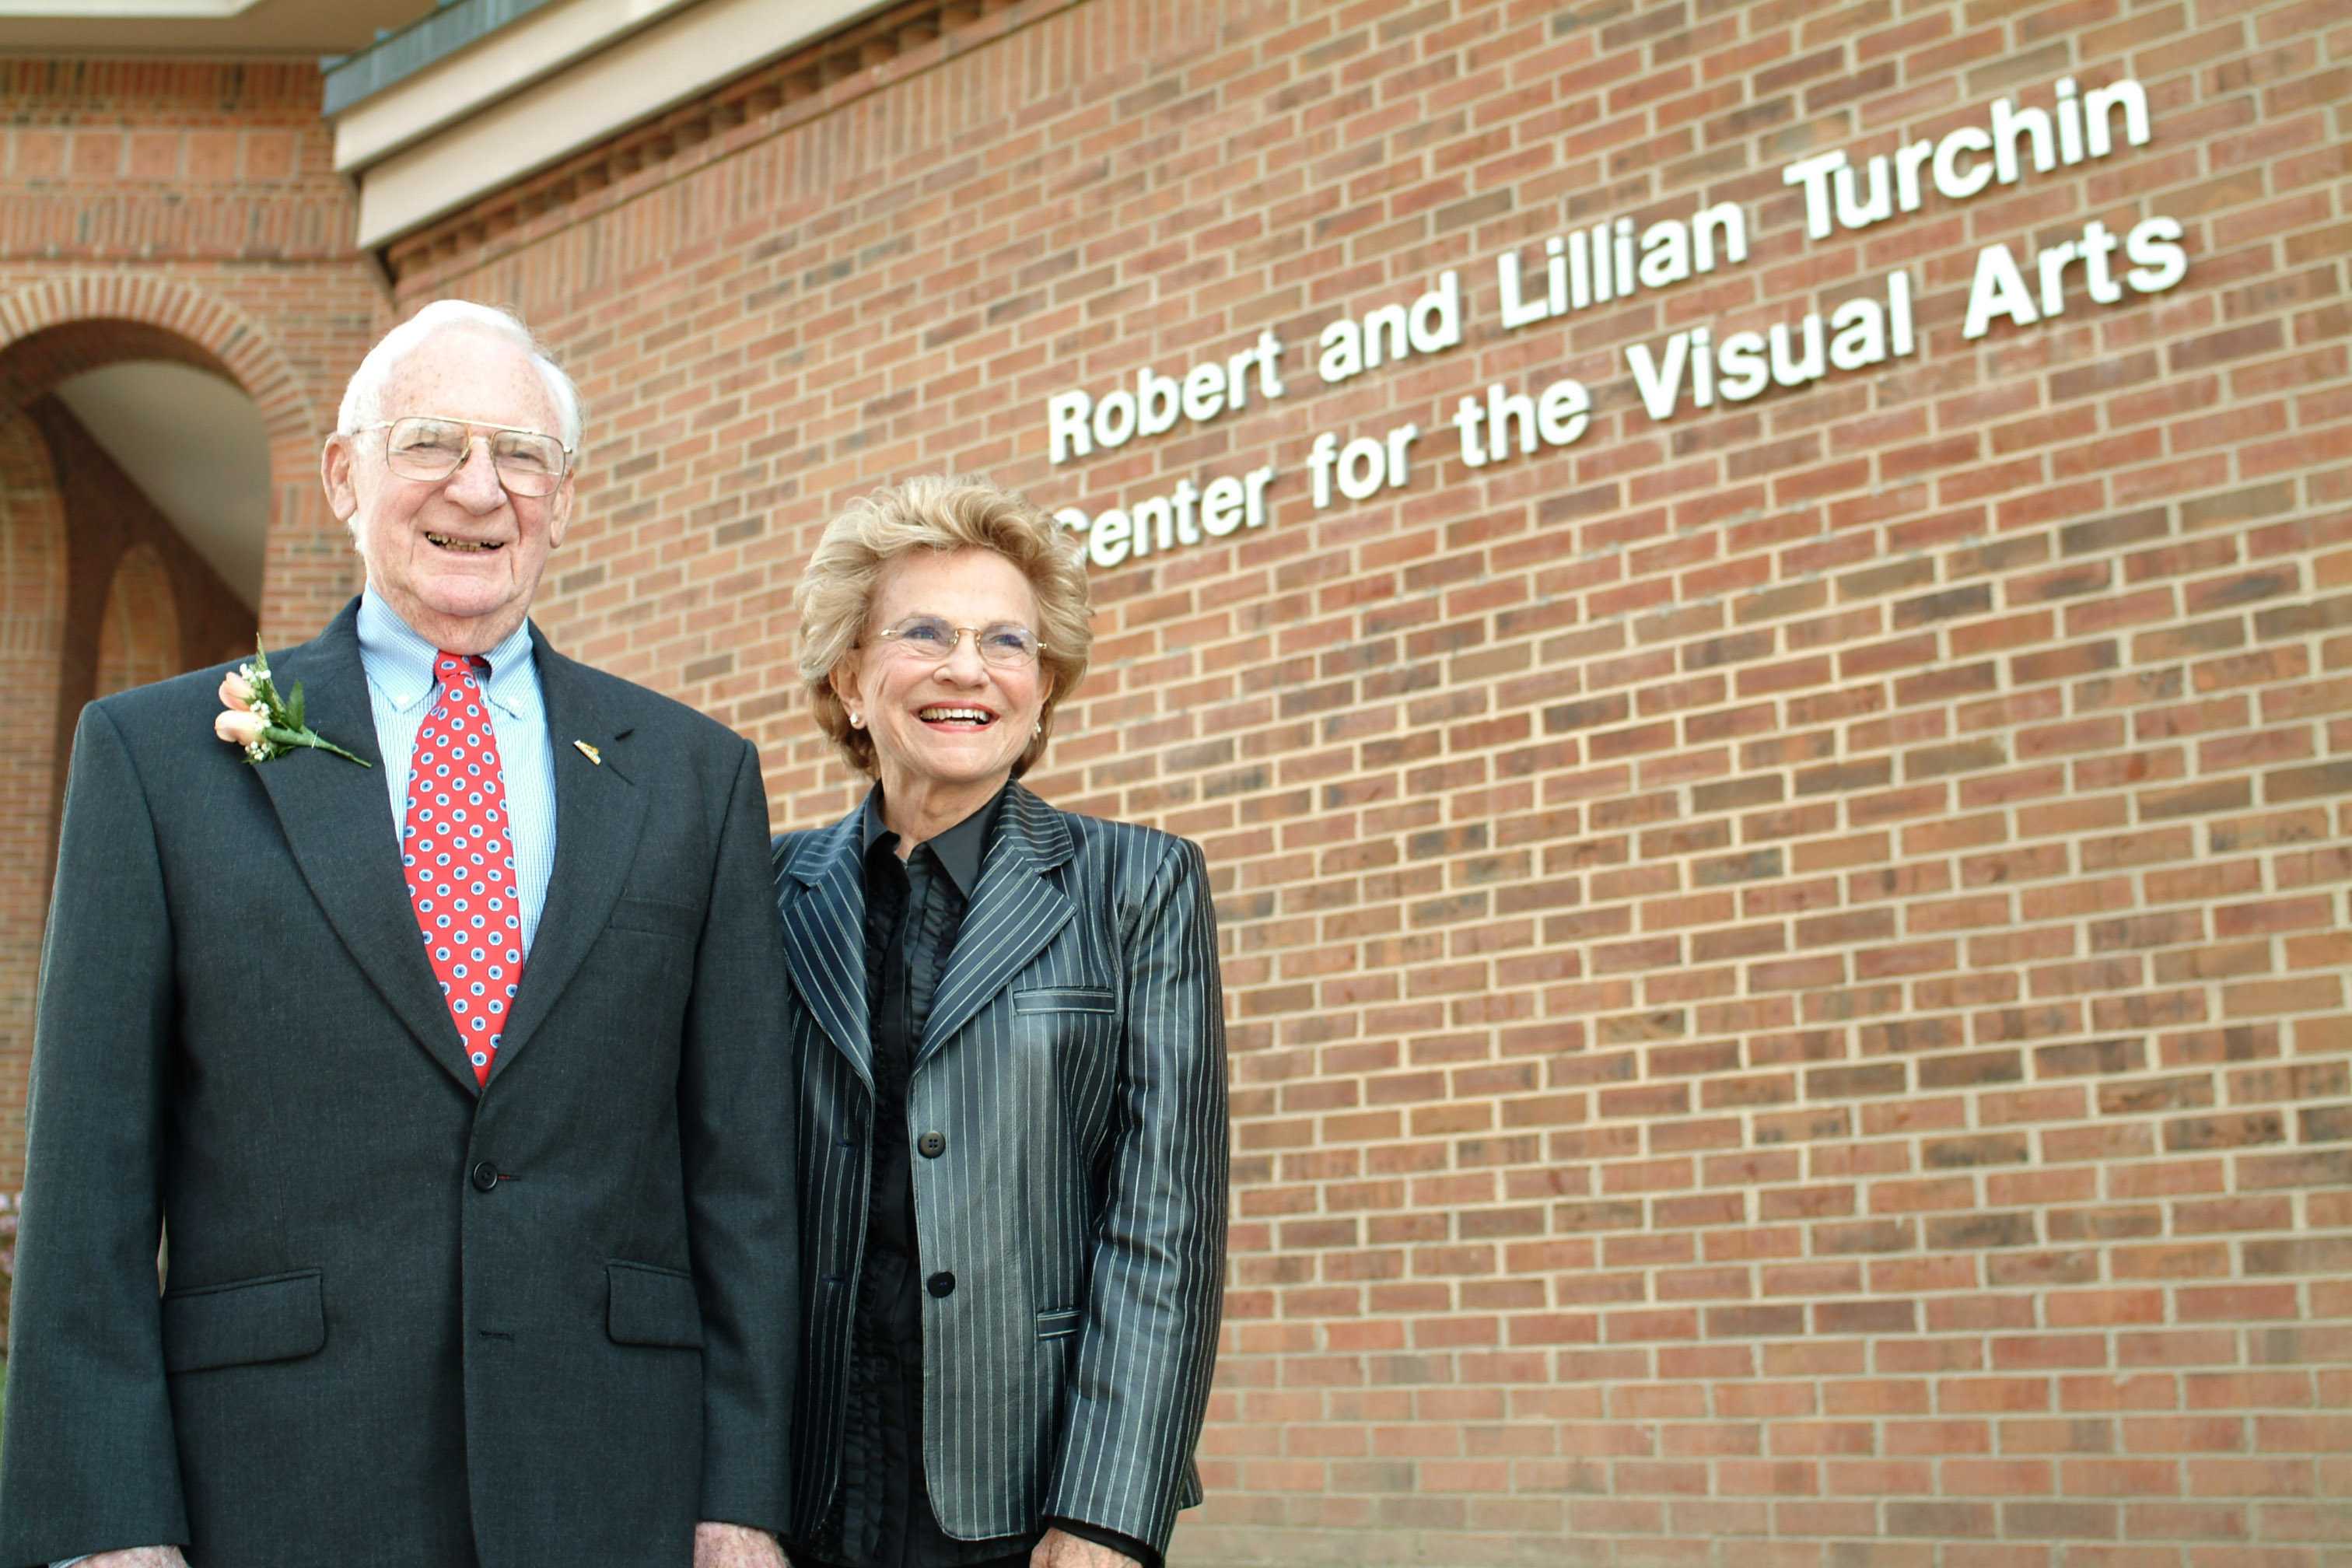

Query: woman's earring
[[849, 710, 864, 730], [1034, 722, 1043, 738]]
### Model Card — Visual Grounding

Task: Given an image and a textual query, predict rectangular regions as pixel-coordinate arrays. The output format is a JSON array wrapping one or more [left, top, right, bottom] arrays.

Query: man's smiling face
[[324, 325, 574, 654]]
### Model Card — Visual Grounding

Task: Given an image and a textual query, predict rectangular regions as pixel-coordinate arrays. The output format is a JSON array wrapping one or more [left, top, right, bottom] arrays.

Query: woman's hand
[[1031, 1526, 1140, 1568]]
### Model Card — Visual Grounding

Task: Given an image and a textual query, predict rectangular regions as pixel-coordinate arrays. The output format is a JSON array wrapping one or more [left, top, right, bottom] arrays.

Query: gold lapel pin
[[572, 740, 603, 765]]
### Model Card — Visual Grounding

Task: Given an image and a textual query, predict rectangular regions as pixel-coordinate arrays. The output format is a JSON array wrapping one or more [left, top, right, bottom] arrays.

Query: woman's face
[[833, 547, 1052, 807]]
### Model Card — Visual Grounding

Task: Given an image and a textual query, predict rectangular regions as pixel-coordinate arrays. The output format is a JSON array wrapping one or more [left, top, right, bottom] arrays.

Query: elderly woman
[[770, 476, 1228, 1568]]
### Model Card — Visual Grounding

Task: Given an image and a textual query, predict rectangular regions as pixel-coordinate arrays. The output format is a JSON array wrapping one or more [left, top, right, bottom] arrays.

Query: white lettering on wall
[[1046, 330, 1286, 464], [1039, 79, 2187, 565]]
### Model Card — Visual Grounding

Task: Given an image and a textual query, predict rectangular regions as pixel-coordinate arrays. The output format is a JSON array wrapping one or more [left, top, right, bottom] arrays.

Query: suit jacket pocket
[[1035, 1306, 1083, 1341], [607, 896, 701, 941], [1013, 985, 1116, 1015], [161, 1268, 326, 1374], [607, 1260, 705, 1349]]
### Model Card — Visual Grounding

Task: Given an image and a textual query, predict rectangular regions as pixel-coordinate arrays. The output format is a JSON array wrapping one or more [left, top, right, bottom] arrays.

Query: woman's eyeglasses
[[866, 615, 1045, 668]]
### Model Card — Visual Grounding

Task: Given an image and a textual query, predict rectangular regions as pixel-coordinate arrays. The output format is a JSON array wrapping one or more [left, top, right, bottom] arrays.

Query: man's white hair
[[336, 299, 584, 451]]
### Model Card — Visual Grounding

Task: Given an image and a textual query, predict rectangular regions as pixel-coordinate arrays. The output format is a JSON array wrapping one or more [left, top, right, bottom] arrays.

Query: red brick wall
[[0, 411, 67, 1195], [392, 0, 2351, 1560], [15, 0, 2350, 1559]]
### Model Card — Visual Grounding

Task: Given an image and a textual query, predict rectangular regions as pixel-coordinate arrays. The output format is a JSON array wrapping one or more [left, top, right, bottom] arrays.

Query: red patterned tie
[[402, 651, 526, 1087]]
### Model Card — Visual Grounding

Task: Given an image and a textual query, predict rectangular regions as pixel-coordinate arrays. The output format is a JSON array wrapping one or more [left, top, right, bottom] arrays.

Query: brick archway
[[0, 275, 314, 439], [0, 275, 355, 642]]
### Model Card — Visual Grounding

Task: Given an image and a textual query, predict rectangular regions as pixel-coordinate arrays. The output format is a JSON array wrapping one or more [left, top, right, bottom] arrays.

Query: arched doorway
[[0, 276, 356, 637]]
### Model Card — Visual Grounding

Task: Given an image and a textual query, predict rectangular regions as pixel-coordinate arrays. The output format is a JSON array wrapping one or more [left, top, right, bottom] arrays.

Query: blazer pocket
[[607, 1260, 705, 1349], [1035, 1306, 1083, 1341], [1013, 985, 1116, 1015], [607, 897, 700, 941], [161, 1268, 327, 1374]]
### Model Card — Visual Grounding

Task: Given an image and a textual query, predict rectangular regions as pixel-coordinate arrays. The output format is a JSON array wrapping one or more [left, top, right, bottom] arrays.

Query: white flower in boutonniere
[[212, 642, 372, 767]]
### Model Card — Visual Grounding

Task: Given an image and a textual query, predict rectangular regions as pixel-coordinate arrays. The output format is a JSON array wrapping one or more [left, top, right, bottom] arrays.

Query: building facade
[[2, 1, 2348, 1563]]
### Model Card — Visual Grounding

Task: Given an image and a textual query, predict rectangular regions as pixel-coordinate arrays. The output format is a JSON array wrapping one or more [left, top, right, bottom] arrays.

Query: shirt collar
[[356, 590, 538, 717], [857, 782, 1006, 900]]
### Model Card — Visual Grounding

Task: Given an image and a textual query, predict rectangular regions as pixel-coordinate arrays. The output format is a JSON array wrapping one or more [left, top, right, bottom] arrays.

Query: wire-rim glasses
[[866, 614, 1047, 669], [352, 415, 572, 498]]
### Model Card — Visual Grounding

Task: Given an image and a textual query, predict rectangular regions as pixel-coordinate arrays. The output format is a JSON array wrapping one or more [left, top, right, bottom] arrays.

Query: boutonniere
[[214, 642, 372, 768]]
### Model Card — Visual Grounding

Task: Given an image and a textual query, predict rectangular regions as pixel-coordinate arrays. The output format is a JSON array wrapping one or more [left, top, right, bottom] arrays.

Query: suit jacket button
[[471, 1160, 501, 1192], [926, 1271, 956, 1298], [916, 1130, 947, 1158]]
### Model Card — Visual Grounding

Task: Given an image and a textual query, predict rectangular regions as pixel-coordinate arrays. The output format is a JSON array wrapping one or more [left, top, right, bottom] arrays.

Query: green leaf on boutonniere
[[215, 639, 370, 768]]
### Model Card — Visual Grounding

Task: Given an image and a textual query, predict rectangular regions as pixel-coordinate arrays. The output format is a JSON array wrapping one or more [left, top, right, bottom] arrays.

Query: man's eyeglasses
[[353, 415, 572, 498], [866, 615, 1046, 669]]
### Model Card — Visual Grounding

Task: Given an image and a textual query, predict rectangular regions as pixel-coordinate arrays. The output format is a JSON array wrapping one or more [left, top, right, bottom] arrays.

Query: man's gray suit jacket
[[772, 783, 1227, 1559], [0, 599, 798, 1568]]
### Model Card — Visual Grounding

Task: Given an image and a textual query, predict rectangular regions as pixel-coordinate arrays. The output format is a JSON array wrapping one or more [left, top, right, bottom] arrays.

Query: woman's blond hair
[[796, 475, 1091, 779]]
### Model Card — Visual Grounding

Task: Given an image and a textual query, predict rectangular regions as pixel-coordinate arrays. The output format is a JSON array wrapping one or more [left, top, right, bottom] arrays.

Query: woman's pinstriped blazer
[[770, 782, 1229, 1556]]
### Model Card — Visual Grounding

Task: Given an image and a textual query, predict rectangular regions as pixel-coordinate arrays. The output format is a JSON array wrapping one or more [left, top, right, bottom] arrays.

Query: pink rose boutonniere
[[214, 642, 371, 767]]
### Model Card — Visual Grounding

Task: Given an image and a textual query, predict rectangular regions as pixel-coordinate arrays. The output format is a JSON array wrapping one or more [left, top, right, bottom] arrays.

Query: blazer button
[[916, 1130, 947, 1158], [470, 1160, 501, 1192], [926, 1271, 956, 1298]]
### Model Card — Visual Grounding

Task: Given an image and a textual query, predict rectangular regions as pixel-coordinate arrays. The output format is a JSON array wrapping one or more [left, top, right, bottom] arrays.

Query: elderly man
[[0, 302, 796, 1568]]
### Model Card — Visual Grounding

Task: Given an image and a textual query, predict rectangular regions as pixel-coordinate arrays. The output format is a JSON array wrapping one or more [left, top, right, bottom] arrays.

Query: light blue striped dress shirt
[[44, 599, 558, 1568]]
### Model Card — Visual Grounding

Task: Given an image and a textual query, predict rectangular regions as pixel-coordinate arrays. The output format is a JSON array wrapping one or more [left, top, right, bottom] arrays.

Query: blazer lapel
[[485, 632, 646, 1084], [253, 600, 480, 1093], [778, 812, 873, 1091], [918, 783, 1076, 1068]]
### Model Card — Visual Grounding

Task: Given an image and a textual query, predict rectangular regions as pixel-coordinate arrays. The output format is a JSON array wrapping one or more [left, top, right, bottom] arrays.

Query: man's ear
[[320, 434, 358, 521], [547, 471, 576, 548]]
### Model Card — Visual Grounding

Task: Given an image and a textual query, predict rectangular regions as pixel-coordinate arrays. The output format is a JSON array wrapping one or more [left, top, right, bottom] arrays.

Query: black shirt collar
[[856, 782, 1006, 900]]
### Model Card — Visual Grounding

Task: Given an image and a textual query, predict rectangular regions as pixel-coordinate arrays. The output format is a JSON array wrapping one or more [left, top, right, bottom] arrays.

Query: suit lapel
[[485, 632, 646, 1084], [918, 783, 1076, 1068], [778, 812, 873, 1091], [253, 601, 481, 1093]]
